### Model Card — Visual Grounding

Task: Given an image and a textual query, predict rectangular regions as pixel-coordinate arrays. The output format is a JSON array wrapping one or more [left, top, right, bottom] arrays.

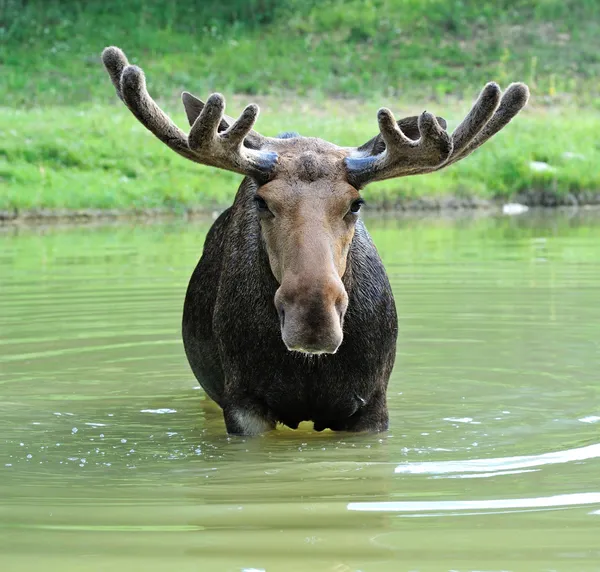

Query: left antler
[[345, 82, 529, 188]]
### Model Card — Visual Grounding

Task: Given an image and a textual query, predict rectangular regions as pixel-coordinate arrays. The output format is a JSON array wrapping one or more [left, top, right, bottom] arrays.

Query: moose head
[[102, 47, 529, 357]]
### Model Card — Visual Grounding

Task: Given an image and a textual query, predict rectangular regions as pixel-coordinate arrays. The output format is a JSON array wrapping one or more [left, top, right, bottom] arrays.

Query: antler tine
[[448, 82, 501, 155], [438, 82, 529, 169], [181, 91, 267, 150], [102, 46, 128, 102], [102, 46, 198, 161], [188, 93, 227, 150], [120, 64, 199, 161], [186, 93, 277, 175], [101, 46, 278, 178], [188, 93, 263, 151]]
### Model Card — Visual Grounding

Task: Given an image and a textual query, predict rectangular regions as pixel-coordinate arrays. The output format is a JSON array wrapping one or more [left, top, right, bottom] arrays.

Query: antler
[[101, 47, 277, 179], [346, 82, 529, 187]]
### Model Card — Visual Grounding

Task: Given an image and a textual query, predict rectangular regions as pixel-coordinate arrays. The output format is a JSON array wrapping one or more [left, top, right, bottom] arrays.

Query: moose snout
[[275, 276, 348, 355]]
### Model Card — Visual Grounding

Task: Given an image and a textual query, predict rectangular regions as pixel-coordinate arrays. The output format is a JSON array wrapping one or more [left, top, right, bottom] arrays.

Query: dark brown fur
[[182, 174, 398, 434]]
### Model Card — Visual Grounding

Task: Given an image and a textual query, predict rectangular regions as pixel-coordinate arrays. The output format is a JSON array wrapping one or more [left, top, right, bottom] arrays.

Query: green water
[[1, 211, 599, 571]]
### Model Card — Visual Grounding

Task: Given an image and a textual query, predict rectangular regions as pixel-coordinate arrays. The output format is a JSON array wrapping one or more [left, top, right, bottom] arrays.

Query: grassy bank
[[3, 99, 600, 212], [2, 0, 600, 212]]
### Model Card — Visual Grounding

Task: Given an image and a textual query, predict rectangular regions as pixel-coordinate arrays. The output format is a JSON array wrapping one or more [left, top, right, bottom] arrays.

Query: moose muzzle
[[274, 275, 348, 355]]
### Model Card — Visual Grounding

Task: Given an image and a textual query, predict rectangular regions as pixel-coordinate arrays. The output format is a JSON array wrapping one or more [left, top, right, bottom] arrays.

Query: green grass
[[2, 0, 600, 105], [1, 0, 600, 211], [2, 98, 600, 211]]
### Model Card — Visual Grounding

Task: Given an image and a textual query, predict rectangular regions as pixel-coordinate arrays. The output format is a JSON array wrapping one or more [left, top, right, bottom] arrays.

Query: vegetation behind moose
[[102, 47, 529, 435]]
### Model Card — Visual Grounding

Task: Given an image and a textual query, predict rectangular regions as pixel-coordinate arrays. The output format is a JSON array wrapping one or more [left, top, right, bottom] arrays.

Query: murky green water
[[1, 211, 599, 571]]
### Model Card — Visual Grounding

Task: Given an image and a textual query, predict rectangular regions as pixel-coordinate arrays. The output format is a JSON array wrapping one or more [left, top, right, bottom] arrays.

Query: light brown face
[[254, 140, 363, 355]]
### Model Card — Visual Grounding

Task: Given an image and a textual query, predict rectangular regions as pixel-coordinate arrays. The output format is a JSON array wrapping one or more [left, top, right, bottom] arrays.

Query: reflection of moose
[[102, 47, 528, 435]]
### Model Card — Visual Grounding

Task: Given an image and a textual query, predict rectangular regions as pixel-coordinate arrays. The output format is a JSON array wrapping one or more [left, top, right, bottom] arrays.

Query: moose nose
[[274, 276, 348, 355]]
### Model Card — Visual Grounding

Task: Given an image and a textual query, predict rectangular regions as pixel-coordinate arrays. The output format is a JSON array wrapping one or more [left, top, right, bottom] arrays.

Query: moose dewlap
[[102, 46, 529, 435]]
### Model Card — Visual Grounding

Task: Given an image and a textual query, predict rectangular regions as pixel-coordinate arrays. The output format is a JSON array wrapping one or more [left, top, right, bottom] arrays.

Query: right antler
[[101, 47, 278, 179]]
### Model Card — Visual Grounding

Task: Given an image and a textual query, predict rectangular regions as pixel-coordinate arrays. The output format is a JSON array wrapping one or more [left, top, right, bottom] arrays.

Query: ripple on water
[[394, 443, 600, 475], [348, 492, 600, 515]]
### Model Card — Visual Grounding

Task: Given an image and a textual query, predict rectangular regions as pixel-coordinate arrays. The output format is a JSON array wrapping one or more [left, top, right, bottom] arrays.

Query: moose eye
[[254, 195, 270, 213], [349, 199, 365, 214]]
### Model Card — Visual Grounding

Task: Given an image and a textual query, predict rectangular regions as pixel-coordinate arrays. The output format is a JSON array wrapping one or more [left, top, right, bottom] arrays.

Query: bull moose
[[102, 47, 529, 435]]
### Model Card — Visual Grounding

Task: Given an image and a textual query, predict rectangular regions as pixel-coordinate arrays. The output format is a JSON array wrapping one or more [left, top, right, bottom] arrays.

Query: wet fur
[[182, 177, 397, 434]]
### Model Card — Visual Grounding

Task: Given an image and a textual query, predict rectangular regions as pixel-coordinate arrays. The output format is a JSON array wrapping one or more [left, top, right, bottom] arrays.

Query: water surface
[[1, 211, 599, 571]]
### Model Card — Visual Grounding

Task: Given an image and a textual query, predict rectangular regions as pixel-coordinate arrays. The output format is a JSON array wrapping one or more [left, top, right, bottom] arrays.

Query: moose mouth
[[276, 294, 345, 355], [286, 345, 337, 356], [279, 319, 344, 356]]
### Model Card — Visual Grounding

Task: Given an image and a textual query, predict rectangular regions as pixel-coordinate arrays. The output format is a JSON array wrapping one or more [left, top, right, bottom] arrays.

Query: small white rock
[[529, 161, 556, 172], [562, 151, 585, 160], [502, 203, 529, 215]]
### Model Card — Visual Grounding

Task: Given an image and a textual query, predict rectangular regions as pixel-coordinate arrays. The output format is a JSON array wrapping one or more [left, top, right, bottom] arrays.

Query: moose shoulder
[[102, 46, 529, 435]]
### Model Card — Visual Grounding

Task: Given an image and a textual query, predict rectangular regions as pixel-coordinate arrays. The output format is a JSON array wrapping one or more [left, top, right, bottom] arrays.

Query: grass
[[3, 98, 599, 211], [2, 0, 600, 105], [1, 0, 600, 211]]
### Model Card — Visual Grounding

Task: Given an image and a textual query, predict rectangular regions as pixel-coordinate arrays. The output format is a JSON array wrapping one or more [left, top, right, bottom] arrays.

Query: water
[[1, 211, 599, 571]]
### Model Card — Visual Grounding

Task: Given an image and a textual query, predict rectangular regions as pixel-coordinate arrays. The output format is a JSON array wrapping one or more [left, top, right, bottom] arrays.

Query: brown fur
[[255, 139, 359, 353]]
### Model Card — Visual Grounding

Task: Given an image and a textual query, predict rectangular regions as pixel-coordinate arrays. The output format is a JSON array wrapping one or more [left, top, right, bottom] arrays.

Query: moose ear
[[181, 91, 207, 126], [357, 115, 447, 156], [182, 91, 237, 133], [398, 115, 447, 139]]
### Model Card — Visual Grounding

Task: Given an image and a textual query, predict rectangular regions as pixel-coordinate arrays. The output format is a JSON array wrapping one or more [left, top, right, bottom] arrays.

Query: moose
[[102, 47, 529, 435]]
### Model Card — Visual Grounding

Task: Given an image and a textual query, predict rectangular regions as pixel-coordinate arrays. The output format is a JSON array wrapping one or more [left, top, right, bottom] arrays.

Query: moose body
[[102, 46, 528, 435], [182, 176, 397, 434]]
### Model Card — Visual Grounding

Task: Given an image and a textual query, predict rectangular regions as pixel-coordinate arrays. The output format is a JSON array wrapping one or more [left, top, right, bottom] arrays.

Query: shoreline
[[2, 190, 600, 227]]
